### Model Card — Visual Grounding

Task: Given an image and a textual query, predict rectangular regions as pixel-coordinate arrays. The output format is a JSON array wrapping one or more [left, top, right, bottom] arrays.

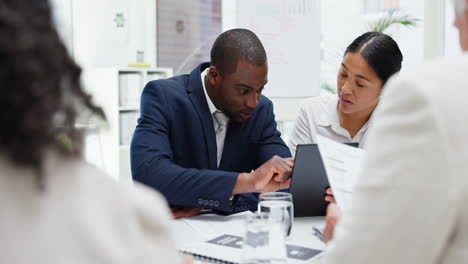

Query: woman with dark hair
[[0, 0, 180, 263], [322, 0, 468, 262], [289, 32, 403, 154]]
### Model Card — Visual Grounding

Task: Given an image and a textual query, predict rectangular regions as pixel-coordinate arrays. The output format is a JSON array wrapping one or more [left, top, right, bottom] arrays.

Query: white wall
[[50, 0, 74, 55], [320, 0, 365, 92], [396, 1, 425, 71], [71, 0, 156, 68], [221, 0, 237, 31], [424, 0, 446, 59], [445, 0, 463, 57]]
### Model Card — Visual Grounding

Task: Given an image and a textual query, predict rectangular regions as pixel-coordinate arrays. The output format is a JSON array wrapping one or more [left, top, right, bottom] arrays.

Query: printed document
[[316, 135, 365, 210]]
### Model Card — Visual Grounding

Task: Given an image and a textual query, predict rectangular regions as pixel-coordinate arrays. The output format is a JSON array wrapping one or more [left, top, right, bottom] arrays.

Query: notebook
[[181, 234, 323, 264]]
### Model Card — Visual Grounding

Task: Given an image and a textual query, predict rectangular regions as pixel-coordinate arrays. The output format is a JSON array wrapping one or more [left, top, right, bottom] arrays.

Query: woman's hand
[[325, 187, 336, 203], [323, 203, 341, 242]]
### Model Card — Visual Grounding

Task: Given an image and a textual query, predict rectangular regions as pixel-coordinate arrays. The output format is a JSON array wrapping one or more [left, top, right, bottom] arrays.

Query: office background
[[49, 0, 461, 181]]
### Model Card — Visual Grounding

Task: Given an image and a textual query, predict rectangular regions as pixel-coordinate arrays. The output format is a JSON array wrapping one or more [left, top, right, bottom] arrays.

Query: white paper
[[178, 211, 254, 240], [316, 135, 365, 210]]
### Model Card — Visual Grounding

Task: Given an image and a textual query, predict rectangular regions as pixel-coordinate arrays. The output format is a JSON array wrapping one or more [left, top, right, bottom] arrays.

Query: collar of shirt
[[201, 68, 219, 116], [315, 94, 371, 139]]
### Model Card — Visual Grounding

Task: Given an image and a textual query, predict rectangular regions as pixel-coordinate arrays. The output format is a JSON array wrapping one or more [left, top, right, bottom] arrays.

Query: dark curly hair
[[0, 0, 105, 186]]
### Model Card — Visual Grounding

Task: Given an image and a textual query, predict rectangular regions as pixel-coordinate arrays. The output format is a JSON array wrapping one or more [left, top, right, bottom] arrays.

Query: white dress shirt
[[324, 54, 468, 264], [201, 68, 229, 167], [288, 94, 370, 155]]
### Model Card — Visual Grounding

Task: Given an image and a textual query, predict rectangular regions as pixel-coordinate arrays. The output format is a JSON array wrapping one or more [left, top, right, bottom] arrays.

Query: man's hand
[[171, 206, 203, 219], [325, 187, 336, 203], [323, 203, 341, 242], [232, 156, 294, 194]]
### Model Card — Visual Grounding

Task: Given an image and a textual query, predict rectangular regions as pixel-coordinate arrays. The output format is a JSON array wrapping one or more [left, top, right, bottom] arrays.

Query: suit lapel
[[186, 63, 218, 169]]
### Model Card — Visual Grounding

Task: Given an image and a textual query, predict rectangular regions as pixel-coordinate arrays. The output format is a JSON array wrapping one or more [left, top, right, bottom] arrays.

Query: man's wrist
[[232, 172, 253, 194]]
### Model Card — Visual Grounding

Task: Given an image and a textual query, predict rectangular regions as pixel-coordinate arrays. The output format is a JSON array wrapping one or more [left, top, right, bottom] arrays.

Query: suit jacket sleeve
[[324, 77, 458, 263], [131, 81, 239, 213], [256, 99, 292, 166]]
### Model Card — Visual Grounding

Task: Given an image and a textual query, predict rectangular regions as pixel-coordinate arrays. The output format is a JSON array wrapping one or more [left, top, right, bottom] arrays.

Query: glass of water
[[241, 214, 270, 264], [241, 213, 287, 264], [258, 192, 294, 237]]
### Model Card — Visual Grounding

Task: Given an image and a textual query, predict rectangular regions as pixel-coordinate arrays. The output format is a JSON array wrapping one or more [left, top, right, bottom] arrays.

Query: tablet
[[290, 143, 358, 217]]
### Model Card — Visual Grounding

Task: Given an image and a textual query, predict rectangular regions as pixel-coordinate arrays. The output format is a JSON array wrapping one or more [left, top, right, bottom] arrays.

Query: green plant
[[368, 9, 420, 33], [321, 82, 336, 94]]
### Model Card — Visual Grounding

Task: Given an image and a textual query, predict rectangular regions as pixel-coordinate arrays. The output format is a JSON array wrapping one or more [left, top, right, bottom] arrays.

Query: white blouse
[[288, 94, 371, 156]]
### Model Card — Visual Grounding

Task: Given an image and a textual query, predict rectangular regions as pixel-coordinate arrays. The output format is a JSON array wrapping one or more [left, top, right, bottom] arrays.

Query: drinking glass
[[241, 214, 270, 264], [258, 192, 294, 237], [241, 213, 287, 264]]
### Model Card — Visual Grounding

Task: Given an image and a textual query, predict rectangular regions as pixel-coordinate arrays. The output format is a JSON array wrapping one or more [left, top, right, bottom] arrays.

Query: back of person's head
[[210, 28, 267, 75], [0, 0, 104, 183], [345, 31, 403, 86]]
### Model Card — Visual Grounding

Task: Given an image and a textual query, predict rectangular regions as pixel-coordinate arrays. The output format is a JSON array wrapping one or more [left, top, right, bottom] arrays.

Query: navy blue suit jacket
[[131, 62, 291, 213]]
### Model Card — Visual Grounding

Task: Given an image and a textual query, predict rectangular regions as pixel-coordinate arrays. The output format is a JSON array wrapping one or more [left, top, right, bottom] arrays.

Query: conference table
[[172, 211, 326, 263]]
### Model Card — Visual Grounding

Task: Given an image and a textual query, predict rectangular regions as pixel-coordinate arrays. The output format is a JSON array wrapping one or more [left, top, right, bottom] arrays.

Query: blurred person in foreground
[[322, 0, 468, 263], [0, 0, 182, 263]]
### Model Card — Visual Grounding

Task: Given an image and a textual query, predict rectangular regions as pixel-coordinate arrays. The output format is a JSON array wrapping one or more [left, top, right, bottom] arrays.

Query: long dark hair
[[345, 31, 403, 85], [0, 0, 105, 184]]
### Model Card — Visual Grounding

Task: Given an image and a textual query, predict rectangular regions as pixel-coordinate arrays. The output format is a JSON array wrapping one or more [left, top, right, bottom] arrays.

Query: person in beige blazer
[[322, 0, 468, 263], [0, 0, 181, 263]]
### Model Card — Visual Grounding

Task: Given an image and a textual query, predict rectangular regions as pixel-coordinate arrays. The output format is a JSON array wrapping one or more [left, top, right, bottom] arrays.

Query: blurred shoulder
[[47, 152, 172, 221], [385, 54, 468, 99]]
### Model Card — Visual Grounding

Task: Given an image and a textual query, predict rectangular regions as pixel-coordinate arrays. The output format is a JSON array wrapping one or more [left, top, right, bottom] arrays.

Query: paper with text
[[316, 135, 365, 210]]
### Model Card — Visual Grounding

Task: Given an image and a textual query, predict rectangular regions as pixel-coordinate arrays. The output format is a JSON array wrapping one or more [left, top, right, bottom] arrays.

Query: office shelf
[[81, 67, 173, 181]]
